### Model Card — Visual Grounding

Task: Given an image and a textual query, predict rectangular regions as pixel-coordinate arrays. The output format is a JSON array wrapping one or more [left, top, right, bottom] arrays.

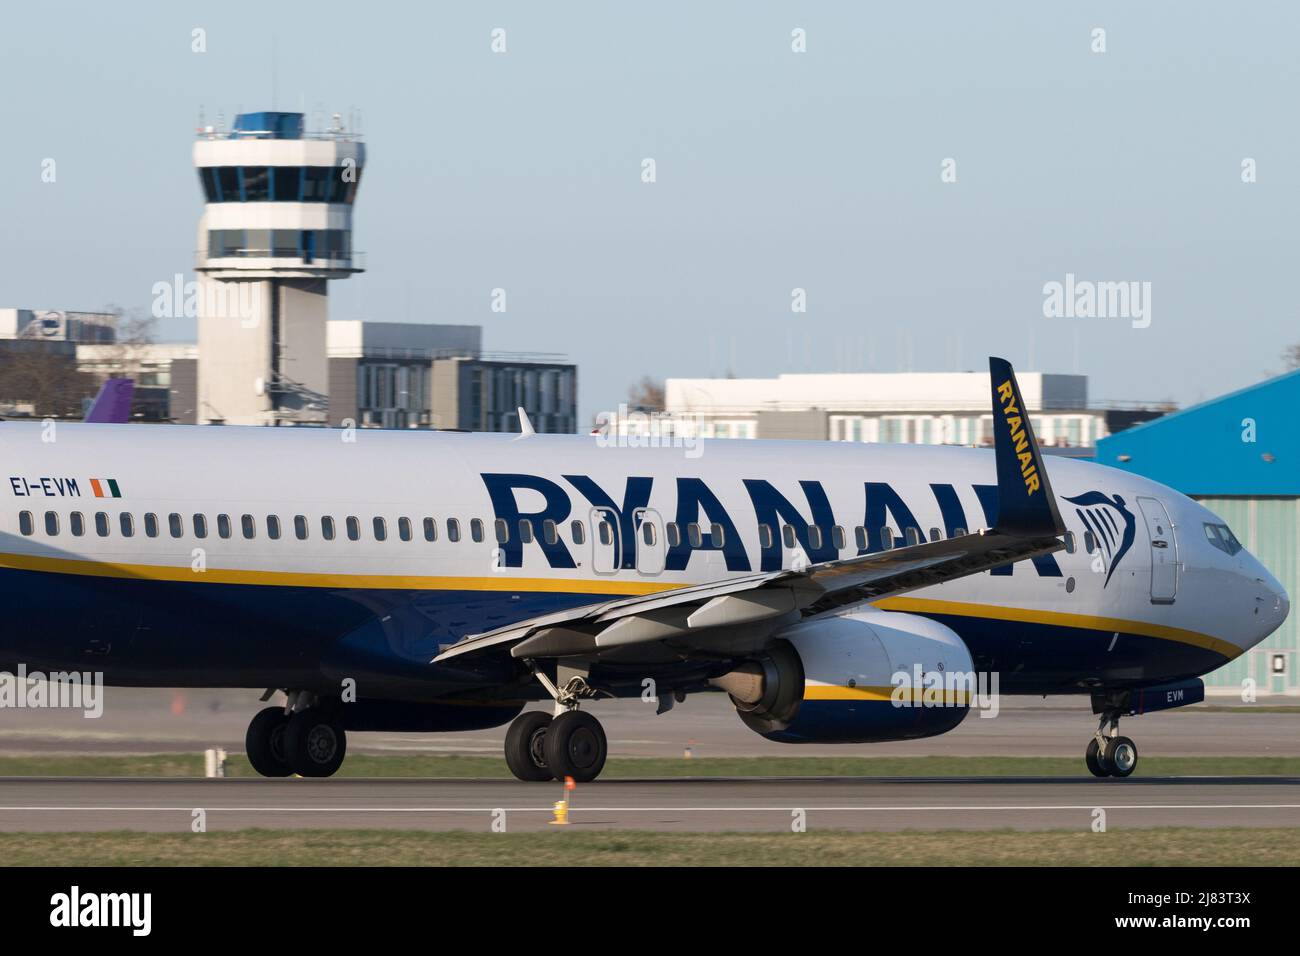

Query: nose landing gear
[[1085, 709, 1138, 778]]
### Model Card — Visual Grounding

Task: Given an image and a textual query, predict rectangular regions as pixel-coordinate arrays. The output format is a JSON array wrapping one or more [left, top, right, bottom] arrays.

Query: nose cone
[[1251, 562, 1290, 645]]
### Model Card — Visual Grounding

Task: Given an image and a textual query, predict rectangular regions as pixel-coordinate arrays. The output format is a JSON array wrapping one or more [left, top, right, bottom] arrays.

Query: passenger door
[[633, 508, 666, 576], [1136, 496, 1178, 604], [590, 507, 619, 575]]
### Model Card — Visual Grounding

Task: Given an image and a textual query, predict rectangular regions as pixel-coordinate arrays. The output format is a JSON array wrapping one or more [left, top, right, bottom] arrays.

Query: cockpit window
[[1204, 522, 1243, 556]]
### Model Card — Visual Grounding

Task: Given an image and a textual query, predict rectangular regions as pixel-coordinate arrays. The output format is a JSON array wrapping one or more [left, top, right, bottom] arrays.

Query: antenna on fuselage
[[516, 406, 536, 438]]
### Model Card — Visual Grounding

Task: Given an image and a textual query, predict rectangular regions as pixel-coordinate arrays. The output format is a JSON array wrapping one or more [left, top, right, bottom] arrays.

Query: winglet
[[516, 406, 536, 438], [988, 357, 1065, 536]]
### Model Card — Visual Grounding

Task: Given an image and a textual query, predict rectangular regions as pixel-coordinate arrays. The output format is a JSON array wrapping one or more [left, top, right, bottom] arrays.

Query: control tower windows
[[242, 166, 270, 201], [303, 166, 333, 202], [217, 167, 240, 202], [199, 168, 220, 202], [207, 228, 353, 261], [197, 166, 361, 204], [272, 230, 299, 257]]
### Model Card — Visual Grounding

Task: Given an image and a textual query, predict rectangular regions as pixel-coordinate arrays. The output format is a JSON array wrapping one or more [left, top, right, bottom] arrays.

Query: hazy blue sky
[[2, 2, 1297, 423]]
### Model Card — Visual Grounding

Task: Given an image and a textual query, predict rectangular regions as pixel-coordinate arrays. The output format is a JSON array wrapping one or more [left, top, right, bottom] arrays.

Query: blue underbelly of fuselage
[[0, 567, 1226, 696]]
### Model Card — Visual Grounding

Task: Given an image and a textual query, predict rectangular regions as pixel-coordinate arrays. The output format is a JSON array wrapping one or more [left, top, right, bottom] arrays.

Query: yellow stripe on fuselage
[[875, 595, 1238, 660], [0, 551, 680, 596]]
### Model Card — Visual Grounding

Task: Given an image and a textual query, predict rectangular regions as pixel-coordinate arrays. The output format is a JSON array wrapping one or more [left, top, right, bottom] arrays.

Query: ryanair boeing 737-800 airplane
[[0, 360, 1287, 781]]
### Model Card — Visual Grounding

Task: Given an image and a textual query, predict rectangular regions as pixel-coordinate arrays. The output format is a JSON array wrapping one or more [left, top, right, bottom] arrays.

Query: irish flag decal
[[90, 478, 122, 498]]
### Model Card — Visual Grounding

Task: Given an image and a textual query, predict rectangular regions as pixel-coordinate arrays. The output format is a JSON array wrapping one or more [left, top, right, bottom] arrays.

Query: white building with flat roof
[[633, 370, 1107, 447]]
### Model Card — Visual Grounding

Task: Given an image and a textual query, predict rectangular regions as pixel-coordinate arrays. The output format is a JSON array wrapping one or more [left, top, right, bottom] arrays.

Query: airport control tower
[[194, 111, 364, 425]]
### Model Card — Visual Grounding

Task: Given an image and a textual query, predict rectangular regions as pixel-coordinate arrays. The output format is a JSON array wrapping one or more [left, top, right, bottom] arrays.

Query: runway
[[3, 688, 1297, 758], [1, 776, 1297, 832]]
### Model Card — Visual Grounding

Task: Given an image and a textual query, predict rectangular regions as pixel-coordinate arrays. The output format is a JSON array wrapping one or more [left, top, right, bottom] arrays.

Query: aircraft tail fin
[[987, 356, 1065, 537], [84, 378, 134, 423]]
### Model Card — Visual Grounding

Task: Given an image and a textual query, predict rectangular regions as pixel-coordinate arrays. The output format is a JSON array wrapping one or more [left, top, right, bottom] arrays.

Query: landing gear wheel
[[283, 710, 347, 778], [245, 706, 293, 777], [504, 711, 554, 781], [1103, 735, 1138, 778], [543, 710, 607, 783], [1085, 738, 1110, 778]]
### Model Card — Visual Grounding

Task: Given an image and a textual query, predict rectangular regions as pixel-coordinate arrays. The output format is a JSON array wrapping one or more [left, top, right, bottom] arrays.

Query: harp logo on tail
[[1065, 491, 1135, 587]]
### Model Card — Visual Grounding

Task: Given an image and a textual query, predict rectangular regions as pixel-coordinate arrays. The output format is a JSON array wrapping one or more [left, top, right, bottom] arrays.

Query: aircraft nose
[[1254, 566, 1289, 636]]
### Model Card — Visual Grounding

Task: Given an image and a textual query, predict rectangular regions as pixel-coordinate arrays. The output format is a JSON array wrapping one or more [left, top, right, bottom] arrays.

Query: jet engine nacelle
[[712, 607, 975, 744]]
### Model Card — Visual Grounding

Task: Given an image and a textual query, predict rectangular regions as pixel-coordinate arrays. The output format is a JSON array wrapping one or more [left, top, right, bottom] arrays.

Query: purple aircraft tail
[[84, 378, 134, 423]]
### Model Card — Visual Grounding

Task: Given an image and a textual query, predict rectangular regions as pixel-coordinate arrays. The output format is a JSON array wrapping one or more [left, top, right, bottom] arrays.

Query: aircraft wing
[[434, 357, 1066, 664]]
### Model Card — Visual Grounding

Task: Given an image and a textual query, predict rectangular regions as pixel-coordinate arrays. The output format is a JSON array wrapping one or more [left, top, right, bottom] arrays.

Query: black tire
[[543, 710, 607, 783], [504, 711, 554, 781], [1103, 735, 1138, 778], [1085, 737, 1110, 777], [283, 710, 347, 778], [245, 706, 293, 778]]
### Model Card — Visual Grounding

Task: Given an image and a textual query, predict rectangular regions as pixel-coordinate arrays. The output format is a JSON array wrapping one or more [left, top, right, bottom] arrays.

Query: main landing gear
[[245, 692, 348, 778], [1084, 708, 1138, 778], [504, 669, 609, 783]]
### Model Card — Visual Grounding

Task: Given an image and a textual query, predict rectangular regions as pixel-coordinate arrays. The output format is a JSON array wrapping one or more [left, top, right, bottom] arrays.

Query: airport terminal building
[[1096, 369, 1300, 696]]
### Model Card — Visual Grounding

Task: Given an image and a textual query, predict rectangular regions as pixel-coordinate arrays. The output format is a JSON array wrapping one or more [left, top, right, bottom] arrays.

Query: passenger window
[[120, 513, 134, 537], [373, 517, 387, 541], [294, 515, 308, 540], [519, 519, 534, 544], [168, 513, 182, 538], [423, 517, 437, 542], [807, 525, 822, 549], [688, 523, 702, 548], [905, 527, 922, 547], [193, 514, 207, 538], [570, 520, 585, 545], [544, 519, 558, 545], [833, 526, 846, 550], [1084, 530, 1096, 553], [880, 527, 894, 551], [398, 517, 412, 542], [854, 526, 867, 550], [782, 524, 795, 549], [710, 523, 724, 546], [346, 517, 360, 541], [954, 527, 967, 537], [666, 523, 680, 547], [241, 514, 256, 539], [929, 527, 941, 542], [267, 515, 281, 540], [759, 524, 773, 549], [95, 512, 110, 537], [217, 514, 231, 539], [71, 512, 85, 537], [447, 519, 461, 542], [642, 521, 656, 546], [44, 511, 58, 535], [19, 511, 34, 536], [598, 521, 613, 546], [1064, 531, 1076, 554], [495, 519, 509, 543], [321, 516, 336, 541], [144, 513, 159, 538], [471, 518, 485, 543]]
